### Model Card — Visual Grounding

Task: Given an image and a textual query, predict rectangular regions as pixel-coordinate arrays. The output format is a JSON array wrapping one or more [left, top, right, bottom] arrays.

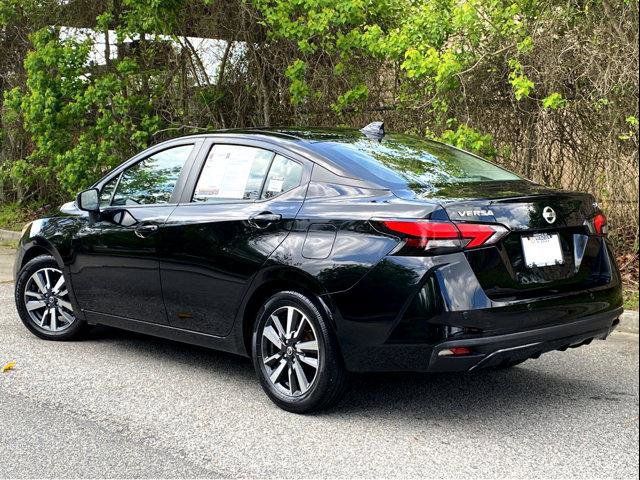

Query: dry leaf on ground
[[1, 361, 16, 372]]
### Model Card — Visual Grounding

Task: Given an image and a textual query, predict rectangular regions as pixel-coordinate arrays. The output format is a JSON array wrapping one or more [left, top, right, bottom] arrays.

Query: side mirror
[[76, 188, 100, 213]]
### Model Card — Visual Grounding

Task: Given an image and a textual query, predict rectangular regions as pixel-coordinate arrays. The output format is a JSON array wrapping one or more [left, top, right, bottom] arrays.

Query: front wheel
[[15, 254, 86, 340], [251, 291, 348, 413]]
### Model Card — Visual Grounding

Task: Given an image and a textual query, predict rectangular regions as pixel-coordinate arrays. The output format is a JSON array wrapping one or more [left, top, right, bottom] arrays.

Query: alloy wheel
[[261, 305, 320, 396], [23, 267, 75, 332]]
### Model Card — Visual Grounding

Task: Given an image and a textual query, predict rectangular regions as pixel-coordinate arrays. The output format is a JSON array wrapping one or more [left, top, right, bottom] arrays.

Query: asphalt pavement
[[0, 246, 14, 283], [0, 278, 638, 478]]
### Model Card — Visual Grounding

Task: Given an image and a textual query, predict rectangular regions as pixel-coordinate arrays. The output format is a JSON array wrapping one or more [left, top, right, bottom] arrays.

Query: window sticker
[[266, 177, 284, 194], [261, 155, 303, 199], [194, 145, 271, 201]]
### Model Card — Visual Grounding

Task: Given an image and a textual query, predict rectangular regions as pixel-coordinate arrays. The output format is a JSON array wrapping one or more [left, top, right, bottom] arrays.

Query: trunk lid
[[432, 181, 597, 231], [395, 180, 614, 299]]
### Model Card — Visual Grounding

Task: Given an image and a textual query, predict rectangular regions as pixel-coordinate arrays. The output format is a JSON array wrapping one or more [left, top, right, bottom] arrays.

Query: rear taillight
[[585, 213, 608, 236], [378, 220, 509, 253], [593, 213, 608, 236], [381, 220, 461, 250], [456, 223, 508, 248]]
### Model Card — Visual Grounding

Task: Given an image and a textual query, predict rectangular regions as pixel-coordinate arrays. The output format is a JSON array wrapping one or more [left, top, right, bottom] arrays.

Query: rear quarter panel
[[268, 179, 441, 295]]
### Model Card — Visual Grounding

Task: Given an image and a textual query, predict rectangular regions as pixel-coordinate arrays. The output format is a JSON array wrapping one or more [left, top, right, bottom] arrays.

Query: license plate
[[521, 233, 564, 267]]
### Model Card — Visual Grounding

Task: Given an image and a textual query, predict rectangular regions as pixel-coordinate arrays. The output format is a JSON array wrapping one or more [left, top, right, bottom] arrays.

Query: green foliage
[[437, 124, 497, 159], [619, 115, 639, 141], [332, 84, 369, 113], [119, 0, 185, 34], [254, 0, 542, 110], [508, 59, 535, 100], [0, 201, 48, 231], [4, 28, 161, 197], [517, 36, 534, 54], [0, 0, 50, 26], [0, 0, 637, 265], [623, 289, 639, 311], [0, 202, 28, 231], [285, 59, 310, 105], [254, 0, 402, 109], [542, 92, 567, 110]]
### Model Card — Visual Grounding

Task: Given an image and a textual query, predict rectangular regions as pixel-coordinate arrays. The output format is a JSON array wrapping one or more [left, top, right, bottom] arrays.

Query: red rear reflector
[[438, 346, 473, 357], [450, 347, 472, 356], [593, 213, 607, 235]]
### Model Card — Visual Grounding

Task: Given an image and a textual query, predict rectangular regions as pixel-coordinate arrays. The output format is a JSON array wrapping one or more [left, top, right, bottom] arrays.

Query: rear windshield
[[312, 134, 521, 187]]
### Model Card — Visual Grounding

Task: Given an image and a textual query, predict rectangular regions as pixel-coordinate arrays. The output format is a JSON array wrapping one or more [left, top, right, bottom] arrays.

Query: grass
[[0, 202, 31, 231], [623, 289, 639, 311], [0, 240, 18, 249]]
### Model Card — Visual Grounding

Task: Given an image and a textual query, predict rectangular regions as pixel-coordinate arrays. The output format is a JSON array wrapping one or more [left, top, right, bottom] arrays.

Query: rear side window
[[111, 144, 193, 206], [261, 155, 303, 199], [193, 145, 273, 202]]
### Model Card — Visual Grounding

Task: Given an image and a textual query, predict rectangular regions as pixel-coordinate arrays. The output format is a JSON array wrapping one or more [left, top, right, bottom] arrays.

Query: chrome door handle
[[248, 212, 282, 229], [134, 223, 159, 238]]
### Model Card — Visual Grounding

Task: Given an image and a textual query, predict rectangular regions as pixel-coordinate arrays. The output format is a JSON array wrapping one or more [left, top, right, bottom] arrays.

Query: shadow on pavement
[[83, 324, 623, 421]]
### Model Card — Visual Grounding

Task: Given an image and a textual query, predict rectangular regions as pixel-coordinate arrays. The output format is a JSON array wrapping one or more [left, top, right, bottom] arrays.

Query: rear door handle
[[134, 223, 159, 238], [248, 212, 282, 229]]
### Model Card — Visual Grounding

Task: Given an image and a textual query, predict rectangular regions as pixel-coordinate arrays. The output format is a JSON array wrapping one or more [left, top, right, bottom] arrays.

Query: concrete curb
[[0, 229, 21, 243], [618, 310, 639, 334]]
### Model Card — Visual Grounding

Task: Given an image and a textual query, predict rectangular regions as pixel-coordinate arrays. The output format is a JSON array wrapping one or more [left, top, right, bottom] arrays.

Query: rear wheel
[[251, 291, 348, 413], [15, 255, 86, 340]]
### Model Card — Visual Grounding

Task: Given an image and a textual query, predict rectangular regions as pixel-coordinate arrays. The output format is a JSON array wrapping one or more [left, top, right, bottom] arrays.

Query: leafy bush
[[0, 0, 637, 261], [4, 28, 160, 198]]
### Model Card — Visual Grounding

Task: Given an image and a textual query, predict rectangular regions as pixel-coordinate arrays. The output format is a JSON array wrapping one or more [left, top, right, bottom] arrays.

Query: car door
[[159, 139, 310, 336], [69, 140, 201, 325]]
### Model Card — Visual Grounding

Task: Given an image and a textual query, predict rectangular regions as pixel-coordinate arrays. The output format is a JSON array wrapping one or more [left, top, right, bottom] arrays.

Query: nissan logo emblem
[[542, 206, 557, 224]]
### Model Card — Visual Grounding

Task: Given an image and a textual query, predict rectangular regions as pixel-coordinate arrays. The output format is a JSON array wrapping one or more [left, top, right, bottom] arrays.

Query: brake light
[[379, 220, 509, 252], [593, 213, 608, 236], [381, 221, 461, 249], [456, 223, 506, 248], [585, 213, 608, 236]]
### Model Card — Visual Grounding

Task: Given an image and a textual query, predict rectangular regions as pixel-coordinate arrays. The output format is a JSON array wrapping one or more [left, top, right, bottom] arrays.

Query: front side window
[[193, 145, 273, 202], [111, 144, 193, 206], [100, 176, 118, 207], [261, 155, 303, 199]]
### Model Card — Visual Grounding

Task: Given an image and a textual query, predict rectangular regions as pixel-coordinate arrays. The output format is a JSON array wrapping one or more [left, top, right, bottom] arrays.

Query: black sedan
[[14, 124, 623, 412]]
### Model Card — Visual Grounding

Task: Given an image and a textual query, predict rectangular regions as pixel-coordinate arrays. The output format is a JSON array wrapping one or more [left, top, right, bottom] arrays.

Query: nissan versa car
[[14, 123, 622, 412]]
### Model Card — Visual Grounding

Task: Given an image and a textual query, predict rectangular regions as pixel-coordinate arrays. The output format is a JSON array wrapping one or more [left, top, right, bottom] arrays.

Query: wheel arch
[[19, 238, 64, 271], [237, 266, 337, 357]]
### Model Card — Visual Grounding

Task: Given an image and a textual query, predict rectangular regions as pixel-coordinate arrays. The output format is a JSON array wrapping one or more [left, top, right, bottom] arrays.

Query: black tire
[[251, 291, 348, 413], [15, 254, 86, 341]]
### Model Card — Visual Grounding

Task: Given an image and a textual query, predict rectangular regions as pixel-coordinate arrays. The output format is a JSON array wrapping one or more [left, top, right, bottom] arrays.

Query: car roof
[[203, 127, 364, 143]]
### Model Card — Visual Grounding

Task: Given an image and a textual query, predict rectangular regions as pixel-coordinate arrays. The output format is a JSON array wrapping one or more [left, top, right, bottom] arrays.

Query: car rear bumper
[[340, 307, 622, 373], [327, 249, 623, 373], [428, 307, 622, 372]]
